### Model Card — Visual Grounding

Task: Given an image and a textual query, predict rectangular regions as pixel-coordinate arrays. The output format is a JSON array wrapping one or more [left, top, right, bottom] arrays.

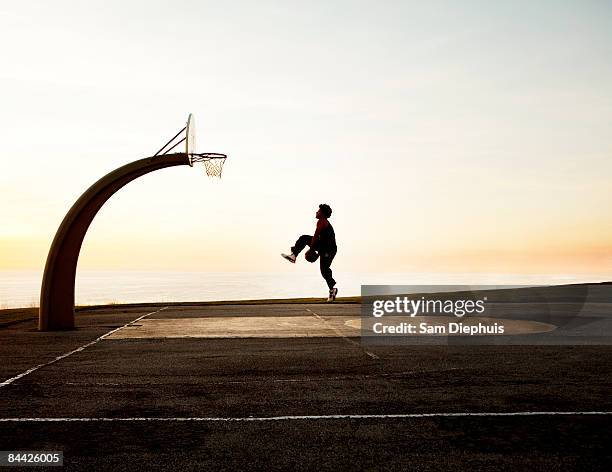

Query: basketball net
[[153, 114, 227, 179], [192, 153, 227, 178]]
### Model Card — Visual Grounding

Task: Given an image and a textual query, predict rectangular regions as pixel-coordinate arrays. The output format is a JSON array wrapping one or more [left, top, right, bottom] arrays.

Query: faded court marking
[[105, 315, 362, 339], [306, 308, 379, 359], [1, 411, 611, 422], [0, 307, 168, 388]]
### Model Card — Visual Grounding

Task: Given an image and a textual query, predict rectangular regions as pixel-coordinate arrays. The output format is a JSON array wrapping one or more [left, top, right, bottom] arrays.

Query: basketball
[[305, 249, 319, 263]]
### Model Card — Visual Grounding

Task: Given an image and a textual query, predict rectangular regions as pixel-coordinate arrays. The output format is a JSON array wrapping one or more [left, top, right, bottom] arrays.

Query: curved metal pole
[[39, 153, 191, 331]]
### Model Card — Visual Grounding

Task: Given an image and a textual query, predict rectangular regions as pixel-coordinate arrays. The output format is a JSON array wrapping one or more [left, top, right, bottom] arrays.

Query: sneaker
[[281, 253, 296, 263], [327, 287, 338, 302]]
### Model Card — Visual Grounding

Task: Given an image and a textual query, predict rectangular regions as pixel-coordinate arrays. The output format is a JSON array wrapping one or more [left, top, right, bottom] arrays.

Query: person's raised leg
[[292, 235, 312, 256], [282, 235, 312, 263]]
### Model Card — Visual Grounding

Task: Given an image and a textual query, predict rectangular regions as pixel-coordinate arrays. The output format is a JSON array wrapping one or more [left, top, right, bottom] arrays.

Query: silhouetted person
[[282, 204, 338, 302]]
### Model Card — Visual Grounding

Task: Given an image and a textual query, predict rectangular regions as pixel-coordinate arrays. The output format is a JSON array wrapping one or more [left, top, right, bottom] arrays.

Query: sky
[[0, 0, 611, 279]]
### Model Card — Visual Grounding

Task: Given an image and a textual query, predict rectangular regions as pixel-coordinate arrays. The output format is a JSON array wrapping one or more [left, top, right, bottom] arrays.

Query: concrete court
[[105, 314, 555, 340], [1, 301, 611, 470]]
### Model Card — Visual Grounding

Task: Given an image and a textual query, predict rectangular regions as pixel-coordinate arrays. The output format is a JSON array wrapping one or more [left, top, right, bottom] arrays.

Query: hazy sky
[[1, 0, 611, 278]]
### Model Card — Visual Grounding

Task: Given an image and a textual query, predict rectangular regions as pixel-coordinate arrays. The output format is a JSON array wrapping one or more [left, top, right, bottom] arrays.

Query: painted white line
[[0, 411, 611, 422], [306, 308, 380, 359], [0, 307, 168, 388]]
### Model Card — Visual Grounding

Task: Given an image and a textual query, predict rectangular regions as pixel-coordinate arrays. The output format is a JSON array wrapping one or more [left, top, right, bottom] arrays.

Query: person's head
[[316, 203, 332, 219]]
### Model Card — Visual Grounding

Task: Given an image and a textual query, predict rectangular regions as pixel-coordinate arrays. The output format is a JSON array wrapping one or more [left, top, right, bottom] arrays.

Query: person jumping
[[281, 203, 338, 302]]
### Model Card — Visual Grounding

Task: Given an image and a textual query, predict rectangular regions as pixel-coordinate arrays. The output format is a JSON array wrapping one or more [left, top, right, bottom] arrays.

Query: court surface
[[1, 302, 611, 470]]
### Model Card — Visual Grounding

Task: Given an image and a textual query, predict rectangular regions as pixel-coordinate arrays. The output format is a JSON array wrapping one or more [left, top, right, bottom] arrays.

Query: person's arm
[[310, 219, 327, 248]]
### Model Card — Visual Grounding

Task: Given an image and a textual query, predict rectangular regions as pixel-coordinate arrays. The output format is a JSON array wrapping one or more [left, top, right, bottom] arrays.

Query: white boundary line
[[306, 308, 379, 359], [0, 411, 611, 422], [0, 307, 168, 388]]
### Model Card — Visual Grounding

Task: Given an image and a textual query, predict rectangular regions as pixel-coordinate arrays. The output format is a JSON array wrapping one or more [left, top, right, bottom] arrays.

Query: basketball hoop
[[191, 153, 227, 177], [154, 113, 227, 178]]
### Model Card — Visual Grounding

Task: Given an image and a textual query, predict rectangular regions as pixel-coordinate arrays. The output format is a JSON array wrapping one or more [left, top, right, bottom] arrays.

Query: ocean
[[1, 270, 609, 309]]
